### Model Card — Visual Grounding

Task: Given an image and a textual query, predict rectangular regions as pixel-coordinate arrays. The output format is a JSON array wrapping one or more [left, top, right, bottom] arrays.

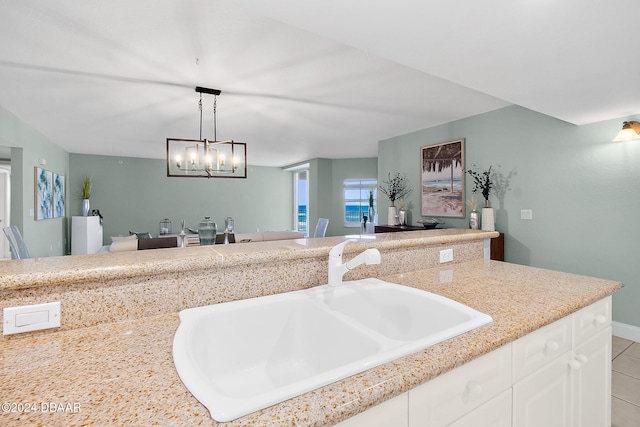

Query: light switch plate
[[521, 209, 533, 220], [3, 302, 61, 335]]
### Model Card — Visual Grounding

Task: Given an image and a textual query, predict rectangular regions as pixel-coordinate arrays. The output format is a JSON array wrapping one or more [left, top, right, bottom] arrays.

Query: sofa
[[234, 231, 305, 243], [109, 231, 305, 252]]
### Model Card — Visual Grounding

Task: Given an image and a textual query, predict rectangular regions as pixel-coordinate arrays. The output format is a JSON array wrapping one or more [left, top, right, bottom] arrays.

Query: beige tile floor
[[612, 336, 640, 427]]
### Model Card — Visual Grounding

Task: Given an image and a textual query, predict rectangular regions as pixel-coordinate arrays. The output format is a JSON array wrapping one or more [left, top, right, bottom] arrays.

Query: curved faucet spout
[[345, 248, 382, 270], [328, 240, 381, 286]]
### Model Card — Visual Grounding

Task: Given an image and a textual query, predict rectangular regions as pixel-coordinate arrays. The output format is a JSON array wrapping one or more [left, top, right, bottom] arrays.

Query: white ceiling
[[1, 0, 639, 167]]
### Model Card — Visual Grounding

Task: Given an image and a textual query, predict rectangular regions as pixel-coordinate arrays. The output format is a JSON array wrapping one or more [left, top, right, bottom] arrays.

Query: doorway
[[0, 164, 10, 259], [294, 168, 309, 236]]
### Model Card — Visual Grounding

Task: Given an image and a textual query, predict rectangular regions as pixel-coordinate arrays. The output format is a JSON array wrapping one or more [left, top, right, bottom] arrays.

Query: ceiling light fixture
[[612, 121, 640, 142], [166, 87, 247, 178]]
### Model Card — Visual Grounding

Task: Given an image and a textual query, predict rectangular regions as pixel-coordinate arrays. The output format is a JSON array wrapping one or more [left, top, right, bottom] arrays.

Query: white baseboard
[[612, 321, 640, 343]]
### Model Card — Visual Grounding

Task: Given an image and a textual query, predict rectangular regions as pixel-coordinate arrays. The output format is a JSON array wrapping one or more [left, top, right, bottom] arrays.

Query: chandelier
[[166, 86, 247, 178]]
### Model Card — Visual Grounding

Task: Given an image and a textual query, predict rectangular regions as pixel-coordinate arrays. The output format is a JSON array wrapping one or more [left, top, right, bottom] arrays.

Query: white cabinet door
[[449, 389, 512, 427], [513, 350, 572, 427], [513, 298, 612, 427], [571, 326, 611, 427], [409, 344, 511, 427]]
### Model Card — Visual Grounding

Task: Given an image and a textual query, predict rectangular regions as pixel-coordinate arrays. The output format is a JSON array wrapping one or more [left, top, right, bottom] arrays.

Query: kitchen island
[[0, 230, 621, 426]]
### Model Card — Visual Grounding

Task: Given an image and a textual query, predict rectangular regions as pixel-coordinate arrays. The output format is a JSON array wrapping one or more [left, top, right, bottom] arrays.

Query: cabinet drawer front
[[573, 296, 611, 346], [408, 344, 511, 427], [512, 315, 572, 382], [449, 389, 512, 427]]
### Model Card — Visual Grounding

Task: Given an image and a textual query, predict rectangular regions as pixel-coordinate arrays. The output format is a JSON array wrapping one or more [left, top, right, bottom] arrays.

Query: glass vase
[[469, 209, 479, 230], [398, 209, 406, 226], [198, 217, 217, 245]]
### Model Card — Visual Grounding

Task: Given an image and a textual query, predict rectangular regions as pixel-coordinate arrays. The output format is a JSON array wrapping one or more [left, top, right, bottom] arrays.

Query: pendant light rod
[[195, 86, 221, 96], [198, 93, 203, 141], [213, 94, 217, 142]]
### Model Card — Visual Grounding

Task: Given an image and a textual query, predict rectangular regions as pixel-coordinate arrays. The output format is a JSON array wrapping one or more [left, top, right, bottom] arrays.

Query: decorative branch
[[379, 173, 411, 206], [464, 165, 493, 202], [82, 176, 92, 199]]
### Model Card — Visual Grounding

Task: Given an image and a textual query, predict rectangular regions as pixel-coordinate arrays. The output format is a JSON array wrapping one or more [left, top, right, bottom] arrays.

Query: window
[[344, 179, 377, 227], [293, 167, 309, 236]]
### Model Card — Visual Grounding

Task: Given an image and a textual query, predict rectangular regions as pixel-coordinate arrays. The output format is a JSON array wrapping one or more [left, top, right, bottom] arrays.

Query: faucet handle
[[329, 238, 358, 258], [364, 248, 382, 265]]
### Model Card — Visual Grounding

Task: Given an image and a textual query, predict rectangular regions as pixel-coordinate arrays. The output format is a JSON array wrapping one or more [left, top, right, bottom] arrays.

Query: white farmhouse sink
[[172, 278, 492, 422]]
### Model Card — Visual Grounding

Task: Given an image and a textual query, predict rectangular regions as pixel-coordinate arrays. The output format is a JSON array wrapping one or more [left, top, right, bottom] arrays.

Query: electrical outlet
[[3, 302, 61, 335], [439, 270, 454, 282], [521, 209, 533, 220], [439, 248, 453, 263]]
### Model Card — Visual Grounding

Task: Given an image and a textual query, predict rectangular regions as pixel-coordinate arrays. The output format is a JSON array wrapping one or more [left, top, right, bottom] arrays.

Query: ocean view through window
[[344, 179, 377, 228], [293, 167, 309, 236]]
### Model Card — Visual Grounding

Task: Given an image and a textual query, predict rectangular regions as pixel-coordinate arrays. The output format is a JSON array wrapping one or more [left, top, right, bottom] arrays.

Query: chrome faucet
[[328, 239, 382, 286]]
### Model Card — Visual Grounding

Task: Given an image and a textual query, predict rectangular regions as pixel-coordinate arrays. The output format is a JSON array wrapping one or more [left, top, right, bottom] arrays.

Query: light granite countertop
[[0, 258, 621, 426], [0, 229, 494, 291]]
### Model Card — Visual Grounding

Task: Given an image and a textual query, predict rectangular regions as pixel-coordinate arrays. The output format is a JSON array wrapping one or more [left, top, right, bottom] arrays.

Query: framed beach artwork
[[53, 172, 65, 218], [420, 139, 465, 217], [34, 167, 53, 220]]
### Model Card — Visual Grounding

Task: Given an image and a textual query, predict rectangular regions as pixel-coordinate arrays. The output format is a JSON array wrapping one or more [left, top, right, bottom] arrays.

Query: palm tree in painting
[[422, 141, 462, 192]]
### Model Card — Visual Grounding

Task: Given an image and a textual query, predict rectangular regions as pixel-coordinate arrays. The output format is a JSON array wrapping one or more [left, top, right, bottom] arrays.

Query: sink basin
[[319, 279, 481, 341], [173, 278, 492, 422]]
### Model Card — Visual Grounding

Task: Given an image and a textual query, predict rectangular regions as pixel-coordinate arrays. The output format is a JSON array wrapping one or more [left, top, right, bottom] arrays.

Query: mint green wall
[[292, 157, 377, 237], [379, 105, 640, 328], [0, 106, 69, 257], [305, 158, 322, 235], [69, 154, 293, 241], [307, 158, 333, 237]]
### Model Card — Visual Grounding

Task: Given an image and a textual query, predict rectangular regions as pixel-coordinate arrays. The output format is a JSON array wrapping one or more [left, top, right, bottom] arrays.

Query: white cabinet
[[513, 349, 573, 426], [71, 216, 103, 255], [513, 297, 611, 427], [409, 344, 512, 427], [571, 327, 611, 427], [449, 389, 512, 427], [512, 314, 572, 383]]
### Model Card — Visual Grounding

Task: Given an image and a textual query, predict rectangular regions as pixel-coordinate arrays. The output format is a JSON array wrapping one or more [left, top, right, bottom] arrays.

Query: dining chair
[[3, 225, 30, 259], [313, 218, 329, 238]]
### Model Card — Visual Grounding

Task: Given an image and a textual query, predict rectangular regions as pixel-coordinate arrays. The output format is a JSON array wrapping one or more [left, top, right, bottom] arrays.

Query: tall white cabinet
[[513, 297, 611, 427], [71, 216, 103, 255]]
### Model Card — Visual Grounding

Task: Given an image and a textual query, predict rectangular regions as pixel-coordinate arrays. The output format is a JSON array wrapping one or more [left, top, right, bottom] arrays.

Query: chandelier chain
[[198, 93, 203, 141], [213, 95, 217, 142]]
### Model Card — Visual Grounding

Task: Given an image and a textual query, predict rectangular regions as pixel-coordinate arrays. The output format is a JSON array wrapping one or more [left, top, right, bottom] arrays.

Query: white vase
[[82, 199, 90, 217], [388, 206, 397, 226], [481, 207, 495, 231]]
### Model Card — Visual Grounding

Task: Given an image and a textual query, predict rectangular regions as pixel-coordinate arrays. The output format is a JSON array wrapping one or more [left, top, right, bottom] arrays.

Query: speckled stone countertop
[[0, 229, 493, 291], [0, 259, 620, 427]]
